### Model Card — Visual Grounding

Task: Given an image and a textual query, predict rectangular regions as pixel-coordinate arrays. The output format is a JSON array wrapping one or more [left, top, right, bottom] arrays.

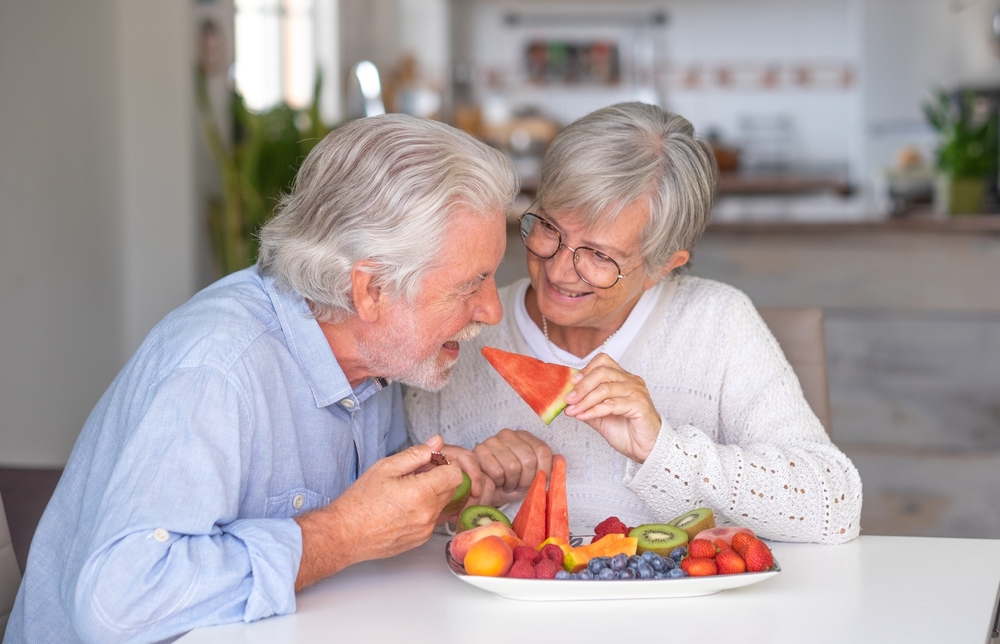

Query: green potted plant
[[923, 89, 998, 215], [196, 70, 333, 276]]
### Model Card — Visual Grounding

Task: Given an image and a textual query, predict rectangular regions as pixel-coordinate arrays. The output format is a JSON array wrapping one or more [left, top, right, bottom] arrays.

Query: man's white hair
[[258, 114, 519, 322]]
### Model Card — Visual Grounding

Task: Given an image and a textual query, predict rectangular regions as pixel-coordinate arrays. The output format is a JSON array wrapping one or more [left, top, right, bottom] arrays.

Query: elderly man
[[4, 114, 519, 644]]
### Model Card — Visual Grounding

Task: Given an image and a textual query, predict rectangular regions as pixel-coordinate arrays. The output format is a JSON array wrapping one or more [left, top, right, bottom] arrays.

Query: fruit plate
[[445, 540, 780, 601]]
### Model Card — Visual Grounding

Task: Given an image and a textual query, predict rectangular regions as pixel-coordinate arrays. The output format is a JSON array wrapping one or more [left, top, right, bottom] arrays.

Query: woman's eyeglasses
[[518, 213, 632, 289]]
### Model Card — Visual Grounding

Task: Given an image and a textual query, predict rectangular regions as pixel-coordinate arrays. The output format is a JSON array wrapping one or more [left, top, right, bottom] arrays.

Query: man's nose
[[474, 278, 503, 326]]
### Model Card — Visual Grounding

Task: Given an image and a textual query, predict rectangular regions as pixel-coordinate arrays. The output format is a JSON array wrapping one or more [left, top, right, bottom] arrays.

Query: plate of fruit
[[444, 455, 779, 601]]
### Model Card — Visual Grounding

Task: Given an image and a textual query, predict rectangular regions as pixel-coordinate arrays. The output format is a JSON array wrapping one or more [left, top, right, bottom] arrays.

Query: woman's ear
[[643, 250, 691, 289], [350, 261, 384, 322]]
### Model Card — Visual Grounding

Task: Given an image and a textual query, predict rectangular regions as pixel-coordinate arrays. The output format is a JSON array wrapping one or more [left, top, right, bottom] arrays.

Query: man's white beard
[[359, 313, 484, 392]]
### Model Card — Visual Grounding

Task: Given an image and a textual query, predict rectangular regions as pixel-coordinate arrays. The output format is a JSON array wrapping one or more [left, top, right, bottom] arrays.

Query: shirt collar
[[262, 271, 361, 409]]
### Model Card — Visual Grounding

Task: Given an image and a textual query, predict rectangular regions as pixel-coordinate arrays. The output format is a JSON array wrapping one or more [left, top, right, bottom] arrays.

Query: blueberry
[[555, 570, 571, 580], [598, 567, 616, 580], [648, 554, 668, 572], [617, 568, 635, 580], [587, 558, 607, 574], [669, 546, 688, 563], [654, 571, 670, 579], [579, 569, 595, 580], [610, 553, 628, 571], [641, 551, 659, 563], [628, 555, 642, 566], [667, 568, 687, 578], [636, 561, 655, 579], [659, 556, 676, 571]]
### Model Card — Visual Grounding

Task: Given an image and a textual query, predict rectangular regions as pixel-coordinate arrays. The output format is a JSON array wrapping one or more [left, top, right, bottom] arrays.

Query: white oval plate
[[445, 540, 780, 601]]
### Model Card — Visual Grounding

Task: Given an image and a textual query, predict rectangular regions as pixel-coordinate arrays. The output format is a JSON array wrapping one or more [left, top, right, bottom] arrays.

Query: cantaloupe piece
[[563, 535, 639, 573], [545, 454, 570, 542], [510, 469, 547, 548], [481, 347, 577, 424]]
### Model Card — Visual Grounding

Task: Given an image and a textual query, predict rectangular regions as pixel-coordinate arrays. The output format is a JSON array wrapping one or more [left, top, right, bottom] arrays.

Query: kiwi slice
[[667, 507, 716, 540], [629, 524, 690, 556], [442, 471, 472, 515], [458, 504, 511, 531]]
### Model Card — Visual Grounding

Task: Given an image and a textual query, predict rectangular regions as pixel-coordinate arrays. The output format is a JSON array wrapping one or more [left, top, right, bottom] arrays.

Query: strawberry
[[713, 538, 734, 552], [731, 531, 755, 556], [743, 538, 775, 572], [681, 556, 718, 576], [715, 549, 747, 574], [688, 539, 718, 559], [594, 516, 630, 537]]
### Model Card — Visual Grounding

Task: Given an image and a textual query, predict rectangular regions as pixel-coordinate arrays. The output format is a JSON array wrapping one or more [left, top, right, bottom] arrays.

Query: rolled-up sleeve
[[65, 365, 302, 643]]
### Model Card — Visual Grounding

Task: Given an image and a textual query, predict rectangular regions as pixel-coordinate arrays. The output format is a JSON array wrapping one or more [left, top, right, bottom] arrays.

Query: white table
[[177, 534, 1000, 644]]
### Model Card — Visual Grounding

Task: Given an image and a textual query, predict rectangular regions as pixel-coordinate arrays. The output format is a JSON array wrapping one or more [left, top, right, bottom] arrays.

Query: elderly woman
[[405, 102, 862, 544]]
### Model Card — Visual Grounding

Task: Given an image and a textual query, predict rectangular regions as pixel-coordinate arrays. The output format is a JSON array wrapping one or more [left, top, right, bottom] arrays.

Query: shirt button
[[292, 494, 305, 510], [341, 399, 355, 409], [153, 528, 169, 543]]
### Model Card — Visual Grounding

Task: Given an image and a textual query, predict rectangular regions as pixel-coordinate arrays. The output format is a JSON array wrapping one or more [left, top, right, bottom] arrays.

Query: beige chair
[[1, 491, 21, 636], [757, 307, 832, 436]]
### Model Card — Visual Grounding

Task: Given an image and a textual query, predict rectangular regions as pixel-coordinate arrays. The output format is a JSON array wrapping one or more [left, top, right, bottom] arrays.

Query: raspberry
[[534, 558, 560, 579], [681, 556, 718, 577], [513, 545, 541, 564], [594, 516, 629, 536], [506, 560, 536, 578], [715, 549, 747, 575], [539, 544, 565, 566], [688, 539, 718, 559]]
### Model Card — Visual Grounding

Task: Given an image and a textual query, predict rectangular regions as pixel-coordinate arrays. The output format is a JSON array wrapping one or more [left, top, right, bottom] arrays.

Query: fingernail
[[572, 373, 582, 383], [565, 405, 575, 413]]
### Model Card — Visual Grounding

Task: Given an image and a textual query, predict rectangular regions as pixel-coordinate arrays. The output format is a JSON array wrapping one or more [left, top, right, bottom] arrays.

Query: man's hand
[[473, 429, 552, 506], [293, 435, 462, 591], [562, 353, 662, 463], [432, 444, 498, 512]]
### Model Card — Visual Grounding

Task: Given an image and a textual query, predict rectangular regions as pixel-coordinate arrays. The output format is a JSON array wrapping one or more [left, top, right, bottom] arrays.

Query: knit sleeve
[[402, 384, 441, 447], [624, 289, 862, 544]]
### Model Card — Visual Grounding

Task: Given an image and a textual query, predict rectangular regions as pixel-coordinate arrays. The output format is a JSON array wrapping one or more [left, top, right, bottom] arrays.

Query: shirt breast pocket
[[264, 487, 331, 519]]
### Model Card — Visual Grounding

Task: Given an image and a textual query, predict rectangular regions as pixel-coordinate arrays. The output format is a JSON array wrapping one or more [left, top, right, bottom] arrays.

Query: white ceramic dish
[[445, 540, 780, 601]]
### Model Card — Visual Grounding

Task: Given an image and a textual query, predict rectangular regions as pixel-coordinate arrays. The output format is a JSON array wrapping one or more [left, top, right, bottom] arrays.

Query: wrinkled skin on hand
[[562, 353, 662, 463], [293, 435, 475, 590], [473, 428, 553, 506]]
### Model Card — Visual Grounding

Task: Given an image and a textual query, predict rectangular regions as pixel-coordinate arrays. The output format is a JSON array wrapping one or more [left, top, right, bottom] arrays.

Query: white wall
[[862, 0, 1000, 179], [0, 0, 197, 467]]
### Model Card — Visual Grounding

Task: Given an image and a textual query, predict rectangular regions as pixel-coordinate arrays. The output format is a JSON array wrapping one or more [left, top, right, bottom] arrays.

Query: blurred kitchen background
[[2, 0, 999, 570]]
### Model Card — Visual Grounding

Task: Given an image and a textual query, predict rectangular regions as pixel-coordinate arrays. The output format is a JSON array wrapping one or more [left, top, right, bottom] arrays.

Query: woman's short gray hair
[[258, 114, 519, 322], [537, 102, 718, 274]]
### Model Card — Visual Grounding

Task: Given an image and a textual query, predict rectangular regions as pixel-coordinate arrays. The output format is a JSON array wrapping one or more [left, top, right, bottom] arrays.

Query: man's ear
[[351, 261, 385, 323]]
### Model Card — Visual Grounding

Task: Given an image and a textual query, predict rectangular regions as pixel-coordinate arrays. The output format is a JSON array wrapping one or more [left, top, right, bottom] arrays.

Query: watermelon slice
[[481, 347, 577, 424], [546, 454, 570, 542], [510, 469, 547, 548]]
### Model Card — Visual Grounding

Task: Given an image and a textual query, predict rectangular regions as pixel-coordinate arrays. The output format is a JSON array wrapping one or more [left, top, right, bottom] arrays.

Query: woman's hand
[[473, 429, 553, 506], [563, 353, 662, 463]]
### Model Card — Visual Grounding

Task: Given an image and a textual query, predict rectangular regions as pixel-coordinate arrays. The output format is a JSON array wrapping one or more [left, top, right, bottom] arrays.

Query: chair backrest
[[757, 307, 832, 436], [0, 490, 22, 636]]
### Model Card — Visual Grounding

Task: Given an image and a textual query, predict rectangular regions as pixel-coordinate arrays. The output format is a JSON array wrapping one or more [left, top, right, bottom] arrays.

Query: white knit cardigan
[[404, 276, 862, 544]]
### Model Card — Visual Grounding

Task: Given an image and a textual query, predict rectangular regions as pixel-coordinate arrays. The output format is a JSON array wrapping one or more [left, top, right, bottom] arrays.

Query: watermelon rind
[[539, 378, 576, 424]]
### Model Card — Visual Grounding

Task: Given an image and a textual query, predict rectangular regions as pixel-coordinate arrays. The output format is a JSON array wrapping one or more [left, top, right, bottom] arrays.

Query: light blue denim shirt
[[4, 267, 406, 644]]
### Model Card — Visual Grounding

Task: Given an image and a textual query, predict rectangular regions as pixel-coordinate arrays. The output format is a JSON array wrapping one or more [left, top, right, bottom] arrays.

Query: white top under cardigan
[[404, 276, 863, 543]]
